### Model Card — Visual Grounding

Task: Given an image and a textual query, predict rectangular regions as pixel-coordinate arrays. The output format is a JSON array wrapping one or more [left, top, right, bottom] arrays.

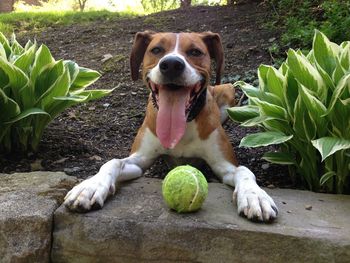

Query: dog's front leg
[[205, 128, 278, 222], [64, 127, 160, 212]]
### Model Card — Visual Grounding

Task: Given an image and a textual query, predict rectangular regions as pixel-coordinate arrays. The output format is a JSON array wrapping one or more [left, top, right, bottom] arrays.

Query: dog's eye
[[150, 47, 163, 55], [187, 48, 203, 57]]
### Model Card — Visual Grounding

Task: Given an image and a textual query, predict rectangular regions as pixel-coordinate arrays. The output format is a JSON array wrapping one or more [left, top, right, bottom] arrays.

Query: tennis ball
[[162, 165, 208, 213]]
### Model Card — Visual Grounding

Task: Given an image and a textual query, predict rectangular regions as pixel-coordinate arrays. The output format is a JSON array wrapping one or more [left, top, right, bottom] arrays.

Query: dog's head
[[130, 31, 224, 149]]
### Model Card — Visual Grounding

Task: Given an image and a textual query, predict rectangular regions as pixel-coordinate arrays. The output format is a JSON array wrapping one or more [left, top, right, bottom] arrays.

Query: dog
[[64, 31, 278, 222]]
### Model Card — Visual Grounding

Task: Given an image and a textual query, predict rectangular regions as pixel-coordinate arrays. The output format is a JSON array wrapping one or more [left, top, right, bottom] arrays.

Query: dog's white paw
[[233, 182, 278, 222], [64, 174, 115, 212]]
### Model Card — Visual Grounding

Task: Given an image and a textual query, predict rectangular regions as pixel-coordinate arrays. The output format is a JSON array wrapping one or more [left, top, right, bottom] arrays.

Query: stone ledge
[[52, 177, 350, 263], [0, 172, 77, 263]]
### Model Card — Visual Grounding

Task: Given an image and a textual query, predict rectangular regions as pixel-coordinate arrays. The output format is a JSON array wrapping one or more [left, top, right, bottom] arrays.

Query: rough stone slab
[[0, 172, 77, 263], [52, 177, 350, 263]]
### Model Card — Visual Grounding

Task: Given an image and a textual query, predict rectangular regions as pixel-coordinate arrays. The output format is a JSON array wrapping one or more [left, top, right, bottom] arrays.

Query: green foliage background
[[267, 0, 350, 50]]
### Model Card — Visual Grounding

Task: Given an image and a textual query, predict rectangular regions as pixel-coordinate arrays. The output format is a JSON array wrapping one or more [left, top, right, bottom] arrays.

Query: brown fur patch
[[210, 83, 236, 108]]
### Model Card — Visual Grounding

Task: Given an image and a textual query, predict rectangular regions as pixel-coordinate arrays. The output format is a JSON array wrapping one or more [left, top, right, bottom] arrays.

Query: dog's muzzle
[[159, 56, 186, 81]]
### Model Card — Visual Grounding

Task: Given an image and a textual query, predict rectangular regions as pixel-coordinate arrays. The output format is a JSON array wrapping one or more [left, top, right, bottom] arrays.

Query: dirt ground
[[0, 1, 294, 188]]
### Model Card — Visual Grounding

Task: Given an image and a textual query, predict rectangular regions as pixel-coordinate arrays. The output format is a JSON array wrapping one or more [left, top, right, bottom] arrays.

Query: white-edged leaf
[[258, 64, 269, 91], [0, 43, 6, 59], [251, 97, 288, 120], [298, 83, 327, 116], [234, 81, 260, 98], [262, 152, 295, 165], [287, 49, 326, 100], [70, 67, 101, 91], [31, 45, 55, 84], [326, 74, 350, 115], [239, 131, 293, 148], [266, 66, 285, 99], [0, 56, 29, 102], [319, 171, 336, 186], [313, 30, 339, 76], [5, 108, 50, 124], [340, 43, 350, 69], [227, 105, 259, 123], [311, 137, 350, 161], [14, 43, 37, 73], [0, 88, 20, 122], [241, 115, 276, 127]]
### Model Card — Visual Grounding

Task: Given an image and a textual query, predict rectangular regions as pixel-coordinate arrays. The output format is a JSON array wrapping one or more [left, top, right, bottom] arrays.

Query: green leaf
[[340, 43, 350, 69], [14, 43, 37, 74], [293, 96, 308, 142], [303, 111, 316, 141], [250, 97, 288, 120], [70, 67, 101, 92], [319, 171, 336, 186], [64, 60, 79, 84], [0, 56, 29, 103], [326, 74, 350, 115], [5, 108, 50, 124], [284, 68, 299, 118], [0, 32, 11, 58], [241, 115, 276, 127], [31, 45, 55, 84], [313, 30, 339, 76], [279, 62, 288, 75], [266, 66, 285, 99], [314, 60, 335, 90], [53, 94, 89, 102], [35, 60, 65, 101], [227, 105, 259, 123], [258, 64, 269, 92], [287, 49, 326, 100], [298, 84, 327, 123], [0, 88, 20, 122], [0, 43, 7, 59], [10, 33, 24, 56], [311, 137, 350, 161], [332, 58, 346, 85], [234, 81, 260, 98], [41, 68, 70, 112], [73, 88, 115, 101], [262, 152, 295, 165], [19, 83, 35, 109], [0, 67, 9, 89], [239, 131, 293, 148], [24, 40, 35, 51]]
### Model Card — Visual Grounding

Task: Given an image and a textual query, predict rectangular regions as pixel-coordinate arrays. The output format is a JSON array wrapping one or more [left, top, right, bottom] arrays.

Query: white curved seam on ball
[[188, 171, 200, 211]]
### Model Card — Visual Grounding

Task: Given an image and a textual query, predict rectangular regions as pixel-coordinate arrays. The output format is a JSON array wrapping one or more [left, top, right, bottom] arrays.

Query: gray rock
[[261, 163, 270, 170], [0, 172, 77, 263], [52, 177, 350, 263]]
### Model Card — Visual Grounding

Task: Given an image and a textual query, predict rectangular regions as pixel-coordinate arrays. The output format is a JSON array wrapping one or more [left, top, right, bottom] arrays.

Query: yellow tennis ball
[[162, 165, 208, 213]]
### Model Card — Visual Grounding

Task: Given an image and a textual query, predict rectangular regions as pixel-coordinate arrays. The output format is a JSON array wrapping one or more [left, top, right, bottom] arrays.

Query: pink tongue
[[156, 86, 190, 149]]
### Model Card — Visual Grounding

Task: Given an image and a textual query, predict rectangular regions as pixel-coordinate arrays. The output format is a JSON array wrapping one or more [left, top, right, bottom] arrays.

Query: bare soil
[[0, 1, 294, 189]]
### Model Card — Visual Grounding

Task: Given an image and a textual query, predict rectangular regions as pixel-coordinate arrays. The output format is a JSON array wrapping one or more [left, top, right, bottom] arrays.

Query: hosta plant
[[228, 30, 350, 194], [0, 32, 113, 152]]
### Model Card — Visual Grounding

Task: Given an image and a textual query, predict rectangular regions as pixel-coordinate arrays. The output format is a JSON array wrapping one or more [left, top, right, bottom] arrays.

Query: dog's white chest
[[165, 121, 205, 158]]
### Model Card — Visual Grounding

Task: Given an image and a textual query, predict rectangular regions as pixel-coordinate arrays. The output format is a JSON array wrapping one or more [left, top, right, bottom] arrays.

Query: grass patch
[[265, 0, 350, 62], [0, 10, 137, 35]]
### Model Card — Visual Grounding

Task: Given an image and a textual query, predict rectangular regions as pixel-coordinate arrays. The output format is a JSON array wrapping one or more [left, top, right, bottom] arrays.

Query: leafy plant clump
[[0, 32, 114, 152], [228, 30, 350, 194]]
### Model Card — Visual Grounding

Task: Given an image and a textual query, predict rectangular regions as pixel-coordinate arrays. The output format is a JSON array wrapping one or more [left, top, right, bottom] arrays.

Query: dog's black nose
[[159, 56, 185, 80]]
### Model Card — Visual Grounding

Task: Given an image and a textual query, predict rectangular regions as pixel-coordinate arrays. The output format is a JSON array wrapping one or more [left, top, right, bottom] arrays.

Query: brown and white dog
[[64, 32, 278, 222]]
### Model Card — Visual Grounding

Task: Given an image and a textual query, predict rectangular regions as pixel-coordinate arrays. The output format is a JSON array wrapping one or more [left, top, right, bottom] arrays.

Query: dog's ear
[[130, 31, 155, 81], [200, 32, 224, 85]]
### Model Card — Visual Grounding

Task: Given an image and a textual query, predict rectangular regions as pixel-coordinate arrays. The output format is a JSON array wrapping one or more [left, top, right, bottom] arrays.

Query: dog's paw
[[64, 174, 115, 212], [233, 183, 278, 222]]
